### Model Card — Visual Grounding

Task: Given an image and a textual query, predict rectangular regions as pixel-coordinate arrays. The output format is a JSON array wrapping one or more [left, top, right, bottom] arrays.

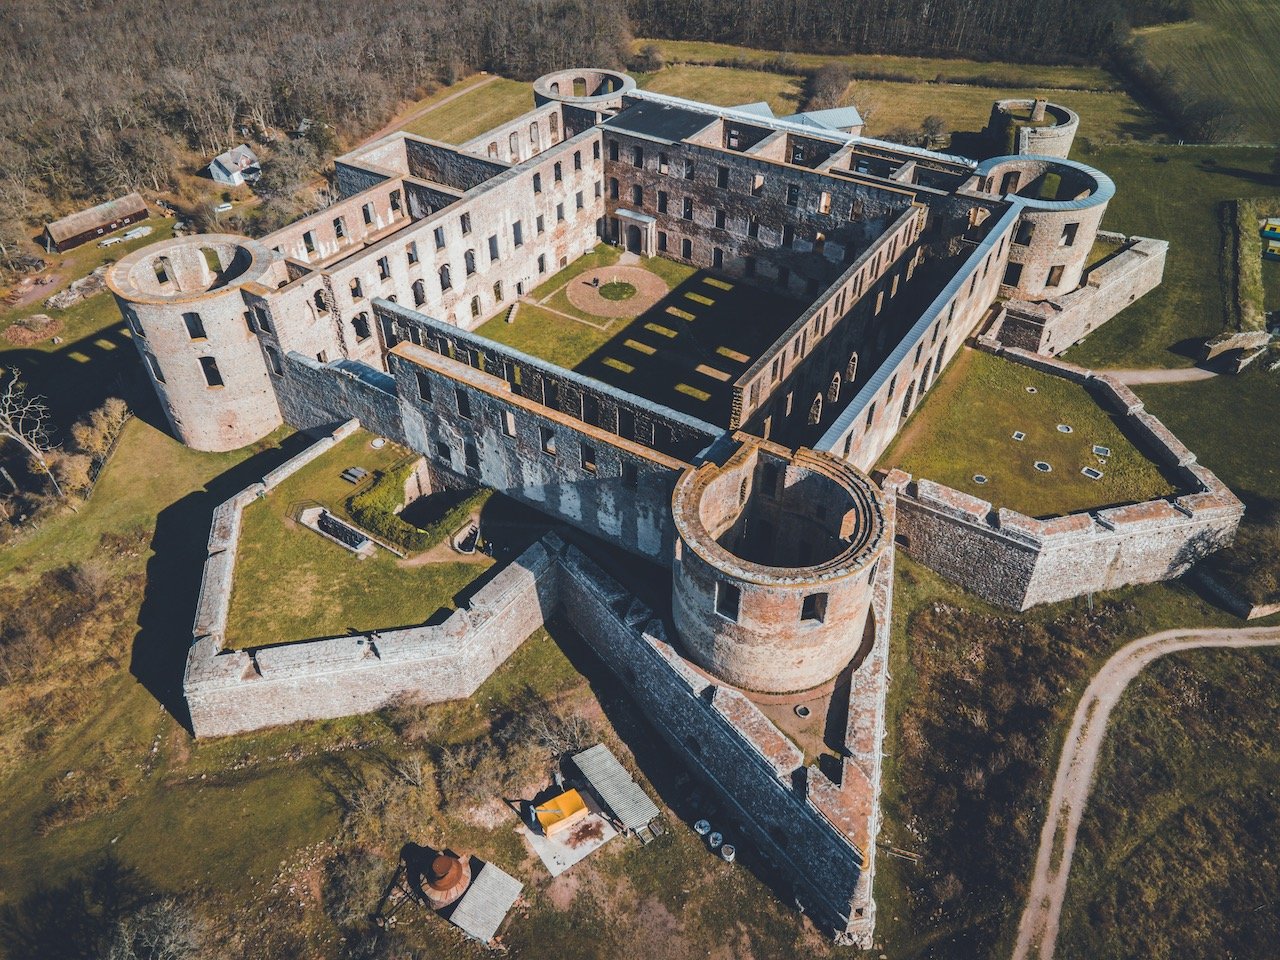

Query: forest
[[0, 0, 1191, 272], [0, 0, 631, 263]]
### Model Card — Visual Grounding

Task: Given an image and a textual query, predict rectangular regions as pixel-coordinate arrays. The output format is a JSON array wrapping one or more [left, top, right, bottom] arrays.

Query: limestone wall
[[389, 339, 689, 564], [275, 351, 404, 441], [883, 349, 1243, 610], [187, 531, 562, 738], [557, 546, 869, 938], [995, 232, 1168, 355]]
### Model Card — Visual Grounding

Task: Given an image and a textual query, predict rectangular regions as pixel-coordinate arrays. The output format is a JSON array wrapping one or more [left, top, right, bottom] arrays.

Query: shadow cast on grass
[[129, 431, 315, 732], [0, 854, 152, 960]]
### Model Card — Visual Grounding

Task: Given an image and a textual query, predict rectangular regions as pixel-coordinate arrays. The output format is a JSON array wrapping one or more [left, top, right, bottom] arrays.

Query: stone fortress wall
[[186, 445, 898, 943], [884, 345, 1244, 610], [110, 69, 1246, 948], [992, 230, 1169, 356]]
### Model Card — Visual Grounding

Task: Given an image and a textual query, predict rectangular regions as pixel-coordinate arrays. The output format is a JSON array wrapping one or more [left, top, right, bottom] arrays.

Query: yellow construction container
[[534, 788, 589, 837]]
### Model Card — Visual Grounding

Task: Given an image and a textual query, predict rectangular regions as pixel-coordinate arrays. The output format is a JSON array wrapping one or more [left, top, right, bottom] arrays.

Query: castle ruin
[[106, 70, 1242, 946]]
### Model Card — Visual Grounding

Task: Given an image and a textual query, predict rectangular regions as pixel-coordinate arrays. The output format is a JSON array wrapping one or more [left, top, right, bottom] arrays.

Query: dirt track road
[[1011, 625, 1280, 960]]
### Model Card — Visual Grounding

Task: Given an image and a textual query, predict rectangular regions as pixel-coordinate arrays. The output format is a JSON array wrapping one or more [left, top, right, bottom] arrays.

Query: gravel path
[[563, 265, 670, 319], [1101, 366, 1218, 385], [1012, 624, 1280, 960]]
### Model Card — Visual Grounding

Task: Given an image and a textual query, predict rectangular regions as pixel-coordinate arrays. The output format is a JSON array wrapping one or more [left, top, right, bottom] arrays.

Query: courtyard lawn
[[881, 347, 1178, 517], [224, 429, 490, 648], [1065, 144, 1280, 370], [400, 77, 535, 144], [478, 248, 802, 423]]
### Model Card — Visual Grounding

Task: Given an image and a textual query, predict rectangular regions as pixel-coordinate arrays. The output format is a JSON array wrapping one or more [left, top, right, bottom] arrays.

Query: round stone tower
[[985, 97, 1080, 158], [533, 69, 635, 112], [976, 155, 1114, 302], [670, 438, 888, 694], [107, 234, 284, 452]]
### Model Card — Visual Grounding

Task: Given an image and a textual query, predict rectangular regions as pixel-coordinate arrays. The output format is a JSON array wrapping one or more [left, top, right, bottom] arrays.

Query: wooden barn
[[44, 193, 149, 252]]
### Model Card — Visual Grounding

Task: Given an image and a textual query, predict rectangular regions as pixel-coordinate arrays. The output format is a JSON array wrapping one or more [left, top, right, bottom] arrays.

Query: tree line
[[623, 0, 1189, 64]]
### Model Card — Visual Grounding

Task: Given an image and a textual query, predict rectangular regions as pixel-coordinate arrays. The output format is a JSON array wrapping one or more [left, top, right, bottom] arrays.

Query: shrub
[[346, 460, 491, 553]]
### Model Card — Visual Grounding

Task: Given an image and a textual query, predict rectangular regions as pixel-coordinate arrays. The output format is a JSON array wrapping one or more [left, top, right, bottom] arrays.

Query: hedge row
[[346, 460, 492, 553]]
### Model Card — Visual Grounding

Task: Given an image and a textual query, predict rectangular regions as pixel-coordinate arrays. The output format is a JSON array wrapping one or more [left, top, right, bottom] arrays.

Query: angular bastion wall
[[185, 429, 898, 944], [884, 346, 1243, 610]]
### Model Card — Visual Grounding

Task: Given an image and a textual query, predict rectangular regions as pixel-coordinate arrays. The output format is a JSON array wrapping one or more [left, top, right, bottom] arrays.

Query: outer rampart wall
[[188, 518, 562, 738], [556, 546, 870, 938], [883, 349, 1243, 609], [994, 232, 1168, 355]]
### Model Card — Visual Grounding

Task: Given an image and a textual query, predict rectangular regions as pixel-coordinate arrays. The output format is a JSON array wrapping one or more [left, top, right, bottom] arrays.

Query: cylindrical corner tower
[[108, 234, 284, 452], [985, 97, 1080, 158], [976, 155, 1114, 301], [671, 438, 888, 694], [533, 69, 636, 112]]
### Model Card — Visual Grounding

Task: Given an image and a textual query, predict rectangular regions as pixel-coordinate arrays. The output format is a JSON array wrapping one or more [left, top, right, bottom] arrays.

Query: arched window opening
[[413, 279, 426, 307], [828, 372, 841, 404], [439, 264, 452, 291], [846, 352, 859, 383], [470, 296, 482, 319], [313, 289, 328, 313], [808, 394, 823, 425], [464, 250, 476, 275]]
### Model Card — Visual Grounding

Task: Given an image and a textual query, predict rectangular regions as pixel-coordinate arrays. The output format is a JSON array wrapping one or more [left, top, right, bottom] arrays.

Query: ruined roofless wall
[[995, 232, 1168, 356], [555, 546, 871, 939], [883, 350, 1243, 610]]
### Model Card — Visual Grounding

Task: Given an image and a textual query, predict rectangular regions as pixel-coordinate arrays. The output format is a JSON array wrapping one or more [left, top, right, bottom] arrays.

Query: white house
[[207, 144, 261, 187]]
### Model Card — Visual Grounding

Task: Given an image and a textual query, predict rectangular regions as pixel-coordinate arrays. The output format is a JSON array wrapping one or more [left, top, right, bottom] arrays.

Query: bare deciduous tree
[[0, 369, 63, 500]]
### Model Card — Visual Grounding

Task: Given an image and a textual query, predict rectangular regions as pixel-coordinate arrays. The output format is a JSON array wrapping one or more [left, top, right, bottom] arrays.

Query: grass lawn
[[639, 38, 1124, 91], [225, 430, 490, 647], [0, 418, 293, 589], [874, 555, 1245, 960], [853, 80, 1158, 143], [1058, 647, 1280, 957], [1133, 0, 1280, 142], [881, 348, 1178, 517], [478, 247, 800, 423], [400, 77, 535, 144], [1136, 367, 1280, 512], [1064, 145, 1280, 371], [637, 64, 807, 115]]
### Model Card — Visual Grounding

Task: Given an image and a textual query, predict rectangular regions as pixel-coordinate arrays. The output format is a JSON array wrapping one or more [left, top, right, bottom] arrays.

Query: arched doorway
[[625, 224, 642, 254]]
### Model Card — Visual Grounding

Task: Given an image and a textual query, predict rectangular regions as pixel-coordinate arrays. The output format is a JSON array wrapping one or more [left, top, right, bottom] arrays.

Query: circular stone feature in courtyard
[[565, 265, 669, 318], [598, 280, 637, 301], [1034, 461, 1053, 472]]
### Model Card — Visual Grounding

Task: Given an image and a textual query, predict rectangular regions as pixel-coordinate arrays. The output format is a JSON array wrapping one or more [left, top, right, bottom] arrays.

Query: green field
[[882, 348, 1177, 517], [640, 38, 1124, 90], [1058, 647, 1280, 957], [1066, 144, 1280, 370], [638, 64, 807, 115], [400, 77, 535, 144], [224, 430, 491, 648], [854, 80, 1159, 142], [634, 58, 1155, 144], [1134, 0, 1280, 142]]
